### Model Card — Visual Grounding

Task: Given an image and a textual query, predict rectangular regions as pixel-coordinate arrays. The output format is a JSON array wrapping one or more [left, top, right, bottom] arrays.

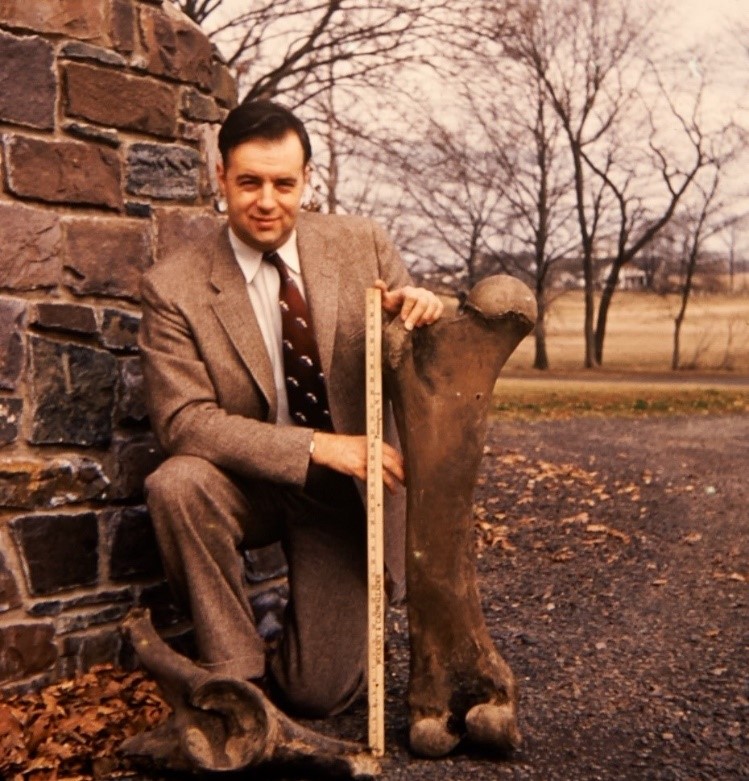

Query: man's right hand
[[311, 431, 405, 493]]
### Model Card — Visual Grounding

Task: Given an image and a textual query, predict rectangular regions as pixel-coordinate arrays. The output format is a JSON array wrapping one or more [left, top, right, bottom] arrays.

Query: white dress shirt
[[228, 227, 308, 426]]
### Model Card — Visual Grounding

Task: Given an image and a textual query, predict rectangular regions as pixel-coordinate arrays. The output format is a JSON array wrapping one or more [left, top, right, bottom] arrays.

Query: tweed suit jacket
[[139, 210, 410, 593]]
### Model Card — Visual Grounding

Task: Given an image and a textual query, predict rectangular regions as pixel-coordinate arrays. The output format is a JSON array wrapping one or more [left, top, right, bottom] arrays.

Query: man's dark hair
[[218, 100, 312, 167]]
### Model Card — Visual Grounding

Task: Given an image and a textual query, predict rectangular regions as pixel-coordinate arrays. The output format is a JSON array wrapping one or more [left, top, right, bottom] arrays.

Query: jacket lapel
[[209, 227, 277, 418], [296, 213, 340, 381]]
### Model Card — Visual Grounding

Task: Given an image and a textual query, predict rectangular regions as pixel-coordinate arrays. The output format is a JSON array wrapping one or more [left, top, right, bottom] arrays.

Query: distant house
[[598, 264, 647, 290]]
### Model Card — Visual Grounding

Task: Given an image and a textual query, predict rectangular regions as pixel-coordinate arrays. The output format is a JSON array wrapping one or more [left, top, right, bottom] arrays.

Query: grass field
[[492, 377, 749, 420], [505, 290, 749, 373], [493, 290, 749, 419]]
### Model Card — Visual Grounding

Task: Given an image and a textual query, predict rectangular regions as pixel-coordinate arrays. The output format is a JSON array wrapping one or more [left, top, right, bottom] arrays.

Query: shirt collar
[[228, 227, 301, 284]]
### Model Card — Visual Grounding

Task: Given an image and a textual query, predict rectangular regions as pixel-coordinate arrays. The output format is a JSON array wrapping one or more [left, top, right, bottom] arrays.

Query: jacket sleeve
[[138, 272, 314, 486]]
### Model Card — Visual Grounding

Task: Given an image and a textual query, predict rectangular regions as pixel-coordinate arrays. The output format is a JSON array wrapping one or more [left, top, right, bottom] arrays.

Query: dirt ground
[[3, 413, 747, 780], [314, 413, 749, 781]]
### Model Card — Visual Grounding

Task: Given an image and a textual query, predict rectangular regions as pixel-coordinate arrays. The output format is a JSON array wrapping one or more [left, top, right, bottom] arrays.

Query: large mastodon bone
[[384, 275, 537, 758], [119, 609, 379, 778]]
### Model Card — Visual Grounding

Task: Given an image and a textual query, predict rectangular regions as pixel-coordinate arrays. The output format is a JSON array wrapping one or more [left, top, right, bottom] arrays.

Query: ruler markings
[[365, 287, 385, 757]]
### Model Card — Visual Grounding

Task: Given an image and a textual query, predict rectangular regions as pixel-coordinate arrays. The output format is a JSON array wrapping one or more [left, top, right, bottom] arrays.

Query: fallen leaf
[[561, 511, 590, 525], [712, 571, 748, 583], [585, 524, 631, 543]]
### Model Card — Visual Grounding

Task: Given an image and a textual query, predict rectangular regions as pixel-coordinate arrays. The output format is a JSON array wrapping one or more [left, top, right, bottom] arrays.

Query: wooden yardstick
[[365, 287, 385, 756]]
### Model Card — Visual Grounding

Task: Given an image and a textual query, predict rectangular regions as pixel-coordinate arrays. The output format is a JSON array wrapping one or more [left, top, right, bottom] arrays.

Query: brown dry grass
[[506, 290, 749, 373], [492, 377, 749, 420]]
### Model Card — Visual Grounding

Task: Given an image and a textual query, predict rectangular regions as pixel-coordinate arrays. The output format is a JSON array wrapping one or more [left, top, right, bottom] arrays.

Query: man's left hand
[[374, 279, 444, 331]]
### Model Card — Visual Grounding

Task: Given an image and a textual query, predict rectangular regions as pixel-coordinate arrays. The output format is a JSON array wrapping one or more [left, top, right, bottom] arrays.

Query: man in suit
[[139, 100, 442, 718]]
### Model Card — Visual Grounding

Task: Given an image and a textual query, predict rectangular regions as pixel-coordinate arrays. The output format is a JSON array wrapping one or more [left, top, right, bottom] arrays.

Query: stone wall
[[0, 0, 238, 691]]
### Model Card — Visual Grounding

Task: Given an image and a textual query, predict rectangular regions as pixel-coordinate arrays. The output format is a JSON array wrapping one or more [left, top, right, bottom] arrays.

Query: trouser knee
[[271, 664, 366, 718], [145, 455, 219, 507]]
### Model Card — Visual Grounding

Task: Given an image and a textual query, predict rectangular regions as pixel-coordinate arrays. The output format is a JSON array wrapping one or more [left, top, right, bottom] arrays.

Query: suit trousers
[[144, 454, 367, 717]]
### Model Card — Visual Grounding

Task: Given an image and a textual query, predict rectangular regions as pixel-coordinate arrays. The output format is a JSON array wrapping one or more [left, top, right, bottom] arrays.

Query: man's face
[[217, 131, 310, 253]]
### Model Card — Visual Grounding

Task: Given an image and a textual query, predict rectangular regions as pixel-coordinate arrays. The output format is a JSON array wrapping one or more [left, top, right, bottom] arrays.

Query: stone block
[[11, 511, 99, 595], [26, 600, 61, 617], [0, 456, 109, 509], [63, 121, 120, 148], [100, 308, 140, 352], [138, 4, 213, 90], [63, 218, 152, 302], [56, 604, 129, 634], [29, 337, 117, 448], [199, 122, 222, 201], [125, 201, 152, 218], [33, 302, 98, 335], [212, 59, 238, 108], [155, 207, 223, 262], [0, 398, 22, 446], [111, 0, 136, 54], [250, 585, 288, 624], [107, 506, 163, 581], [115, 356, 147, 425], [244, 543, 288, 584], [0, 202, 61, 290], [60, 41, 126, 67], [63, 61, 179, 139], [175, 120, 203, 143], [28, 587, 133, 617], [0, 298, 26, 391], [0, 30, 55, 129], [126, 142, 201, 201], [62, 628, 122, 672], [4, 135, 122, 209], [108, 433, 163, 501], [257, 610, 283, 643], [55, 653, 78, 679], [181, 89, 222, 123], [0, 0, 108, 42], [0, 551, 21, 613], [0, 623, 57, 683]]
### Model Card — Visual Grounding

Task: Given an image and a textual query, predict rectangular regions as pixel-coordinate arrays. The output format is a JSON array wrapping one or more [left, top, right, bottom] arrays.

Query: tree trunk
[[672, 314, 682, 370], [384, 275, 536, 758], [533, 294, 550, 370], [594, 264, 622, 365], [672, 274, 694, 371], [583, 257, 597, 368]]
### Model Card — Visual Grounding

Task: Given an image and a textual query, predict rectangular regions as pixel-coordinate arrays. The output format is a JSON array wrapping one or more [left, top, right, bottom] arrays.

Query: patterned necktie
[[263, 251, 333, 431]]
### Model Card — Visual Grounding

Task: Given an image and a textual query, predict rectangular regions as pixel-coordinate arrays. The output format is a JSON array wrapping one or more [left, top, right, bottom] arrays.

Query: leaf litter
[[0, 665, 169, 780]]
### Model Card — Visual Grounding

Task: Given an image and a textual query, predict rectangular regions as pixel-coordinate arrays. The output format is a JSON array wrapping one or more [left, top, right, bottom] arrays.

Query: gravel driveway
[[314, 414, 749, 781]]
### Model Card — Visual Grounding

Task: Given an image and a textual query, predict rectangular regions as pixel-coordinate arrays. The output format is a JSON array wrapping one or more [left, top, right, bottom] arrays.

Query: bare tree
[[473, 76, 578, 370], [388, 117, 509, 288], [584, 60, 738, 365], [171, 0, 472, 107], [671, 168, 722, 370], [478, 0, 744, 370], [719, 217, 749, 293], [499, 0, 656, 367]]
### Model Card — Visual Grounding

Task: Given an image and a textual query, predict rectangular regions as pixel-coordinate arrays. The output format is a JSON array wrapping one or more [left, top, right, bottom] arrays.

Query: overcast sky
[[674, 0, 745, 40]]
